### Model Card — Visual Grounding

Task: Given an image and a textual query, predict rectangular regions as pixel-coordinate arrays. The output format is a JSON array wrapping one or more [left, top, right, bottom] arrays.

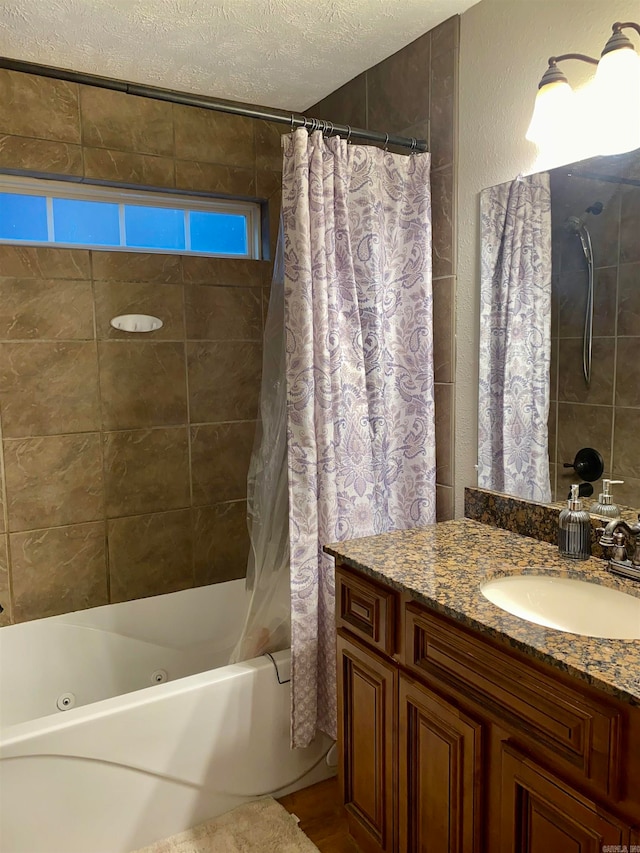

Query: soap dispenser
[[591, 479, 624, 518], [558, 484, 591, 560]]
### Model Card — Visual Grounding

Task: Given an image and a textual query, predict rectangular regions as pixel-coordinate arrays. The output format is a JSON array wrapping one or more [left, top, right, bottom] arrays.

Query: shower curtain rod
[[0, 56, 428, 154]]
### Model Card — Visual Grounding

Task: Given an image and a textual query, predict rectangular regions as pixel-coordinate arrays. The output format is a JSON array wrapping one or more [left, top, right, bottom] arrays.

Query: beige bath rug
[[132, 797, 320, 853]]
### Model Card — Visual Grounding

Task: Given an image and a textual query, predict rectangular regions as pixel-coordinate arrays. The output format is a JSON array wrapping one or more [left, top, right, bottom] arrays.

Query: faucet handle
[[612, 530, 629, 562], [596, 526, 615, 547]]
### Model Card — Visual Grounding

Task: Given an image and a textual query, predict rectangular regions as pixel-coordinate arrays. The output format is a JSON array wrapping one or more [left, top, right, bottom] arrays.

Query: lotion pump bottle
[[558, 484, 591, 560], [591, 479, 624, 518]]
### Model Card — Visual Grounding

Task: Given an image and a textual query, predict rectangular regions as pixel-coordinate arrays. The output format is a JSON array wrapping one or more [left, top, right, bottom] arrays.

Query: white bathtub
[[0, 580, 333, 853]]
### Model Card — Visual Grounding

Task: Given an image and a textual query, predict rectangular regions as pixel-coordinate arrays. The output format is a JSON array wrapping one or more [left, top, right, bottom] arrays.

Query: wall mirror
[[478, 146, 639, 515]]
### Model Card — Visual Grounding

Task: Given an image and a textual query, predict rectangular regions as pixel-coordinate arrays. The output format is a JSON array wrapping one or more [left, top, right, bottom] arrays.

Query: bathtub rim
[[0, 652, 284, 750]]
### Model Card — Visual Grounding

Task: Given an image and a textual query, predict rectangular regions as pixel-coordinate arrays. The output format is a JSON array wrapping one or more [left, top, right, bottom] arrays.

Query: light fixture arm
[[537, 54, 598, 89], [548, 53, 599, 65], [602, 22, 640, 56], [612, 22, 640, 36]]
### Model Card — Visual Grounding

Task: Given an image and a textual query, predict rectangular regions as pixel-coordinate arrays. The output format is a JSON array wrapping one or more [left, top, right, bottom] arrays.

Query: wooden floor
[[279, 777, 360, 853]]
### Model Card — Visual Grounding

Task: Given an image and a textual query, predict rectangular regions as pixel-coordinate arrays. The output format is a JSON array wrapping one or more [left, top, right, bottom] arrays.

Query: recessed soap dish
[[110, 314, 163, 333]]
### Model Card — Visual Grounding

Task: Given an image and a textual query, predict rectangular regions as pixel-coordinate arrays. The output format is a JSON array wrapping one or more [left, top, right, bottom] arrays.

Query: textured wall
[[311, 15, 459, 522], [456, 0, 640, 517], [549, 162, 640, 509], [0, 69, 282, 625]]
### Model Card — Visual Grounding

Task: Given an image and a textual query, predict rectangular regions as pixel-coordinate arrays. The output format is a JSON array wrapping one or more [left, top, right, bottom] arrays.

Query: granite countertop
[[325, 518, 640, 706]]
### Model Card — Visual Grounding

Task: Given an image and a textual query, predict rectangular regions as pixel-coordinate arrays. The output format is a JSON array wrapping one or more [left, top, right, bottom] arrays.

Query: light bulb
[[526, 79, 575, 145], [594, 46, 640, 154]]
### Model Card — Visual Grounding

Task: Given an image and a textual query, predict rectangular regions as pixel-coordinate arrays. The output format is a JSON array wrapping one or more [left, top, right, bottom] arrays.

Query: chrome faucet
[[596, 515, 640, 581]]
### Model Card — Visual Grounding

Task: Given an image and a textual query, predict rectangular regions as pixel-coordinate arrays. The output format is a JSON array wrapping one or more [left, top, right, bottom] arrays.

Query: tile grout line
[[0, 405, 14, 623], [0, 137, 257, 168], [172, 102, 177, 188], [4, 498, 249, 537], [610, 190, 622, 478], [448, 28, 460, 516], [0, 417, 264, 443], [551, 247, 562, 498], [555, 400, 639, 410], [430, 17, 455, 510], [180, 258, 196, 588], [77, 78, 86, 181], [0, 335, 267, 344], [428, 30, 433, 158], [89, 248, 111, 604]]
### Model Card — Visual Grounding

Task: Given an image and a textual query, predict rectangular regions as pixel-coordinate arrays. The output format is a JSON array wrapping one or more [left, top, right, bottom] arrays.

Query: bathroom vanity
[[325, 519, 640, 852]]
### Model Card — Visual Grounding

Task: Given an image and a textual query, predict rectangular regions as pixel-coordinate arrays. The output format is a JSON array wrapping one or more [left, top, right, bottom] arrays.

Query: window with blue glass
[[124, 205, 186, 252], [0, 193, 48, 242], [190, 211, 248, 255], [53, 198, 121, 247], [0, 178, 260, 258]]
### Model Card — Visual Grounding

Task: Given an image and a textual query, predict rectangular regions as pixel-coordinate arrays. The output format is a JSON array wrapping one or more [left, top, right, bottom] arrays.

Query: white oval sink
[[481, 574, 640, 639]]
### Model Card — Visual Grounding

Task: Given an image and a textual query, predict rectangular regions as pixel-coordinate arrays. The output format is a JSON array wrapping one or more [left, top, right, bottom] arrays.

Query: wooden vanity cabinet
[[337, 631, 397, 852], [499, 745, 630, 852], [398, 674, 484, 852], [335, 563, 640, 853]]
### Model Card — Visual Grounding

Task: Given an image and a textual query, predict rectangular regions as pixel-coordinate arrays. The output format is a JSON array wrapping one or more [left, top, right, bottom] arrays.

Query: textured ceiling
[[0, 0, 478, 111]]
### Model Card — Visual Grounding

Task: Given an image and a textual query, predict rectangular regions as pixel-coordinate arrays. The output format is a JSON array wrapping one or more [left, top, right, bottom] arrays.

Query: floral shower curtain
[[478, 173, 552, 503], [282, 129, 435, 748]]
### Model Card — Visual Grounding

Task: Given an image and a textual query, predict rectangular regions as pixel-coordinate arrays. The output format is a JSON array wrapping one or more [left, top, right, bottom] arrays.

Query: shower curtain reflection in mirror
[[478, 173, 553, 503]]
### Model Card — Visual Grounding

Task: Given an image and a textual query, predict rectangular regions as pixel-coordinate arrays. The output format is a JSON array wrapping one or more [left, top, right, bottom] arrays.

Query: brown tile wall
[[0, 68, 283, 625], [310, 16, 459, 521], [549, 156, 640, 511]]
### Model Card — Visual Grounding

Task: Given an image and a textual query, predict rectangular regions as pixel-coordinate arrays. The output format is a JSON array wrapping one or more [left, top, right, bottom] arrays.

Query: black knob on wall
[[563, 447, 605, 482]]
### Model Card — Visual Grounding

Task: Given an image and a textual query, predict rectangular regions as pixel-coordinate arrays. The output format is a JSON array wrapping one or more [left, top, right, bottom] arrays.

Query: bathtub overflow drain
[[151, 669, 168, 684], [57, 693, 76, 711]]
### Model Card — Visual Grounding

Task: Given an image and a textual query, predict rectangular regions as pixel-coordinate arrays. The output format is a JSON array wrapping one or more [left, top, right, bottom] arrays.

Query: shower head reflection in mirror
[[562, 202, 603, 385], [478, 146, 640, 515], [563, 200, 604, 232]]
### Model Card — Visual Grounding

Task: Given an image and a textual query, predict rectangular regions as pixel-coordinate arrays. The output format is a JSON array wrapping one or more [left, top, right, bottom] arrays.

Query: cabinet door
[[337, 631, 396, 853], [500, 744, 630, 853], [398, 675, 483, 853]]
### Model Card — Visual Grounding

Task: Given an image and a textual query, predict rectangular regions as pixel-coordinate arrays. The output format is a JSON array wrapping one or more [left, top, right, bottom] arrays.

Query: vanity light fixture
[[526, 21, 640, 156]]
